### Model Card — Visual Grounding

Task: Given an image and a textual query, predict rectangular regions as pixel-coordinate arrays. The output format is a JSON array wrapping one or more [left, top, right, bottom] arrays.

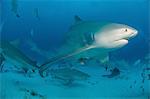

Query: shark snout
[[126, 29, 138, 40], [114, 29, 138, 42], [130, 29, 138, 38]]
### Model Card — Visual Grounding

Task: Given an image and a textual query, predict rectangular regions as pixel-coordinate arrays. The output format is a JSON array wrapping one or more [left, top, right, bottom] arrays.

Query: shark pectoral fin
[[10, 39, 21, 48]]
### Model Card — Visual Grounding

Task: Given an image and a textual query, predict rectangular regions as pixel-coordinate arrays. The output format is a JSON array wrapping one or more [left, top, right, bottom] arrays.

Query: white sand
[[0, 61, 149, 99]]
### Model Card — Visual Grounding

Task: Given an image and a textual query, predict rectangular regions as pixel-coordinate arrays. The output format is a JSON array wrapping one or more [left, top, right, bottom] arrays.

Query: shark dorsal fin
[[74, 15, 82, 23], [69, 15, 83, 30]]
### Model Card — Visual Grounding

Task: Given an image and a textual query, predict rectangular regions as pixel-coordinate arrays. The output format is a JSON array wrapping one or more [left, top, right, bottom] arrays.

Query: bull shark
[[50, 68, 90, 85], [0, 40, 39, 73], [39, 16, 138, 77]]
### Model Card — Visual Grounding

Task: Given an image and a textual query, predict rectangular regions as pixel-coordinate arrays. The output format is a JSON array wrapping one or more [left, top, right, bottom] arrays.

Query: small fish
[[16, 13, 20, 18], [30, 90, 39, 97], [30, 29, 34, 37], [142, 88, 144, 93], [134, 80, 136, 84], [129, 85, 132, 89], [0, 22, 4, 34], [133, 59, 141, 66], [0, 54, 5, 72], [140, 85, 143, 89], [11, 0, 20, 18], [142, 79, 145, 83], [148, 74, 150, 80], [105, 66, 108, 71], [0, 54, 5, 66], [34, 8, 40, 20], [102, 67, 120, 78], [141, 72, 145, 78], [144, 68, 150, 71], [20, 88, 44, 98], [78, 57, 89, 65]]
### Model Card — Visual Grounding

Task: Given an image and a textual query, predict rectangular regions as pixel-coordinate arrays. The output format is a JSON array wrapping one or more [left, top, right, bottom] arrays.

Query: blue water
[[0, 0, 150, 98], [1, 0, 149, 61]]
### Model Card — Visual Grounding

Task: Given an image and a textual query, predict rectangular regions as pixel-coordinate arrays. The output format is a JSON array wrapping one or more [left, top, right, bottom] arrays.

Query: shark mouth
[[115, 37, 129, 42], [115, 31, 138, 42]]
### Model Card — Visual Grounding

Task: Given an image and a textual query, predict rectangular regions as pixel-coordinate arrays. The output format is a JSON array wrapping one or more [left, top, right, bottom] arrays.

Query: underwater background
[[0, 0, 150, 99]]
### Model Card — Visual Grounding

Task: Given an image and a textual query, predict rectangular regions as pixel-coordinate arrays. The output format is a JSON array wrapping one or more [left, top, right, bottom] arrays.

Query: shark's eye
[[125, 29, 128, 32]]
